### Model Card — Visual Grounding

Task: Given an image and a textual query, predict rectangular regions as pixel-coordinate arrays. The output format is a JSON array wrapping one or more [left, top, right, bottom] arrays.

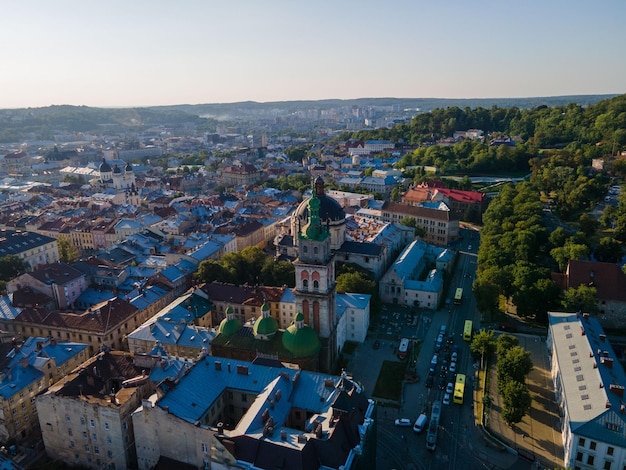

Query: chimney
[[606, 401, 611, 409], [227, 363, 231, 373], [599, 334, 606, 342], [601, 357, 614, 368], [281, 430, 287, 441], [215, 361, 221, 371], [217, 422, 224, 434], [609, 384, 624, 397], [236, 365, 249, 375]]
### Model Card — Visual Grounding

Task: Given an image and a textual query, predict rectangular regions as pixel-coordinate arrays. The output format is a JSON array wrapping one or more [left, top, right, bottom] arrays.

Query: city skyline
[[1, 0, 625, 109]]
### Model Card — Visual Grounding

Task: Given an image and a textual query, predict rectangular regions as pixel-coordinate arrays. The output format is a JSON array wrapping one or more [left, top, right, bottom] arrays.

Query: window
[[313, 280, 319, 289], [576, 452, 583, 462], [303, 280, 308, 288], [94, 446, 99, 455], [107, 450, 113, 459], [588, 455, 594, 465], [104, 423, 109, 431], [92, 433, 97, 441], [241, 393, 247, 402], [68, 429, 73, 436], [90, 419, 95, 428], [81, 417, 85, 425], [603, 461, 611, 470], [107, 436, 111, 444], [607, 447, 614, 456], [590, 441, 597, 451], [66, 415, 71, 423], [83, 431, 87, 439], [69, 440, 75, 449], [85, 444, 90, 452]]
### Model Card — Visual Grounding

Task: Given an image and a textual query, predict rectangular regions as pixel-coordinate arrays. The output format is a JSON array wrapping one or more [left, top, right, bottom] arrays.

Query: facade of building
[[380, 200, 459, 246], [547, 311, 626, 470], [36, 349, 152, 470], [132, 355, 375, 470], [0, 230, 59, 271], [378, 239, 453, 309], [7, 262, 88, 310], [552, 260, 626, 329], [0, 337, 90, 442]]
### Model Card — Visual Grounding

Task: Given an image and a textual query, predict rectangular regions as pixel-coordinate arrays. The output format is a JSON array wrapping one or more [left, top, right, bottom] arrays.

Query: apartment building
[[0, 337, 90, 442], [547, 311, 626, 470], [36, 349, 151, 470], [0, 230, 59, 271]]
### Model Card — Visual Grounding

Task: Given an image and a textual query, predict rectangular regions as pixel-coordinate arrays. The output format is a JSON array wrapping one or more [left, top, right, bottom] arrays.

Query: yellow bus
[[453, 373, 466, 404], [463, 320, 473, 341], [454, 288, 463, 305]]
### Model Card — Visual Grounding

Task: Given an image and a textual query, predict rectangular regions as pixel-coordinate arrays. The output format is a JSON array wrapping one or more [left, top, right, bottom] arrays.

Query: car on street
[[443, 393, 451, 405], [446, 382, 454, 394], [467, 245, 472, 251], [449, 362, 457, 373], [425, 375, 434, 388], [395, 418, 412, 427], [451, 351, 458, 362]]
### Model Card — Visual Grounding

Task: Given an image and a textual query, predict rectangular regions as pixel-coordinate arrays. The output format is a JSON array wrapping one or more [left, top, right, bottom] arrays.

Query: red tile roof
[[565, 260, 626, 302]]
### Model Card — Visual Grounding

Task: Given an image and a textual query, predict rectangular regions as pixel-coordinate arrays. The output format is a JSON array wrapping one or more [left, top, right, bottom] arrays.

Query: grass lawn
[[372, 360, 406, 401]]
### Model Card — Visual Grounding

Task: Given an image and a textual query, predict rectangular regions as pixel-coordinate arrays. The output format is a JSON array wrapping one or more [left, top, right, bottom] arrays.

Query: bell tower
[[293, 180, 337, 372]]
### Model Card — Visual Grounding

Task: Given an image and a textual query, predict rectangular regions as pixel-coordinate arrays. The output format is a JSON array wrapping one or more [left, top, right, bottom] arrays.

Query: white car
[[451, 351, 458, 362], [467, 245, 472, 251], [395, 418, 412, 427], [446, 382, 454, 394], [449, 362, 457, 373], [443, 393, 451, 405]]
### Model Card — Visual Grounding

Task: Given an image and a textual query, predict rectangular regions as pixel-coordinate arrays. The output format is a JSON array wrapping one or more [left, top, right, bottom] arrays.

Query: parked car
[[425, 375, 434, 388], [449, 362, 457, 373], [446, 382, 454, 394], [413, 413, 428, 433], [443, 393, 451, 405], [395, 418, 412, 427], [451, 351, 458, 362]]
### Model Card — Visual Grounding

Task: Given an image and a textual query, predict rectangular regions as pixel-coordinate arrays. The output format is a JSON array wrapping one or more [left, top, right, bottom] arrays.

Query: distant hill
[[0, 94, 620, 143], [155, 94, 619, 119]]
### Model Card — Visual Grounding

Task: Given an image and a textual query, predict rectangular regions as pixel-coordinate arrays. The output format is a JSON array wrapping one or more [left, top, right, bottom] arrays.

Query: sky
[[1, 0, 625, 108]]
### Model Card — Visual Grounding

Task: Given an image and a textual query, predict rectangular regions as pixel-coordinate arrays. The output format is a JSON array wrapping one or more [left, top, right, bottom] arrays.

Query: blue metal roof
[[152, 356, 344, 425]]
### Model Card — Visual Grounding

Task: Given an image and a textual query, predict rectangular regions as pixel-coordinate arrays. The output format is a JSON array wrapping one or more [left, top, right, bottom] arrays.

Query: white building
[[547, 311, 626, 470]]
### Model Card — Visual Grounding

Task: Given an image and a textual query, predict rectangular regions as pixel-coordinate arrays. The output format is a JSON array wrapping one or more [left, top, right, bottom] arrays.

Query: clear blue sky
[[2, 0, 624, 108]]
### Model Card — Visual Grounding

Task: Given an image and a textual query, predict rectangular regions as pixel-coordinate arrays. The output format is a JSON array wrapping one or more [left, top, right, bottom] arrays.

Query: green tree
[[195, 260, 233, 284], [501, 380, 532, 426], [497, 346, 533, 393], [57, 237, 79, 263], [470, 329, 496, 368], [548, 227, 570, 248], [496, 334, 519, 358], [335, 271, 376, 295], [260, 259, 295, 287], [578, 213, 599, 237], [594, 237, 623, 262], [561, 285, 598, 314], [0, 254, 29, 281], [399, 217, 416, 228]]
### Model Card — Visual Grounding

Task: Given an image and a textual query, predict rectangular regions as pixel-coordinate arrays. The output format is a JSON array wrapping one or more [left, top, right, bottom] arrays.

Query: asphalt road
[[349, 241, 496, 470]]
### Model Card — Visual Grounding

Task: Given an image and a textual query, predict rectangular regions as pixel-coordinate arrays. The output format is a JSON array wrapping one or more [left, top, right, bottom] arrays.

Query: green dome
[[282, 323, 320, 357], [261, 301, 270, 312], [253, 315, 278, 336], [217, 317, 241, 338], [225, 306, 234, 315]]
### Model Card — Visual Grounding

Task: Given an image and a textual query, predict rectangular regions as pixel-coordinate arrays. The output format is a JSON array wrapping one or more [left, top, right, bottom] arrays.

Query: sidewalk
[[474, 334, 564, 470]]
